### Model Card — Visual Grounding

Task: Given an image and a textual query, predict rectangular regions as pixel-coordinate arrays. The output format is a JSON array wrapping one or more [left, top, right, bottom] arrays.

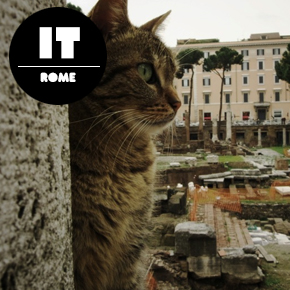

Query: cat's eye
[[137, 63, 157, 84]]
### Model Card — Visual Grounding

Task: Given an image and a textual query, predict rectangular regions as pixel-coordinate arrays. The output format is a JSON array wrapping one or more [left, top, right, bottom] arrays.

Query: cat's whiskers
[[82, 109, 136, 150], [69, 106, 115, 124], [124, 116, 153, 157], [112, 116, 152, 168], [101, 111, 142, 154]]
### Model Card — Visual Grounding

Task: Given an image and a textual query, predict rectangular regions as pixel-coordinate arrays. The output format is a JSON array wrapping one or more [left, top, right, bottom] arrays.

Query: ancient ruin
[[147, 139, 290, 289]]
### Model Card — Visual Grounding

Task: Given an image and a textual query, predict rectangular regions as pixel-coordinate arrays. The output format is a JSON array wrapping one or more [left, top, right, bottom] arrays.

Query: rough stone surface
[[187, 256, 221, 279], [0, 1, 74, 289], [168, 191, 187, 215], [175, 222, 216, 257], [221, 248, 262, 284], [275, 158, 289, 170], [237, 204, 290, 220], [206, 155, 219, 164]]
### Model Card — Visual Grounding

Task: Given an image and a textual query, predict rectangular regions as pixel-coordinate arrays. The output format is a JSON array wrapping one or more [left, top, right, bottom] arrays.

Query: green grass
[[218, 155, 244, 163], [268, 146, 290, 155]]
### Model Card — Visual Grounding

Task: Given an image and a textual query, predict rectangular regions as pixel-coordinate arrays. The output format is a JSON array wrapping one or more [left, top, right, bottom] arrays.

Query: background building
[[174, 33, 290, 125]]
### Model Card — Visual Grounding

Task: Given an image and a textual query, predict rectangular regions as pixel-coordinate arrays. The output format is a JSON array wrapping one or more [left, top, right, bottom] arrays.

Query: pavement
[[256, 148, 283, 157]]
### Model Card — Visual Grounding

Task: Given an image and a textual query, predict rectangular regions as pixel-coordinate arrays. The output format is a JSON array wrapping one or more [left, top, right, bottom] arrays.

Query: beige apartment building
[[174, 33, 290, 125]]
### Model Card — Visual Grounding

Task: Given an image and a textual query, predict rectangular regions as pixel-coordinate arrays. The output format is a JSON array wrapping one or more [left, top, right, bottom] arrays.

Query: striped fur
[[69, 0, 180, 289]]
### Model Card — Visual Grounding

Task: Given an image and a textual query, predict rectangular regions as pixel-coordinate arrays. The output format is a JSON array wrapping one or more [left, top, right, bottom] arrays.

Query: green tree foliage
[[176, 49, 204, 142], [275, 43, 290, 84], [203, 47, 243, 136], [67, 2, 83, 13]]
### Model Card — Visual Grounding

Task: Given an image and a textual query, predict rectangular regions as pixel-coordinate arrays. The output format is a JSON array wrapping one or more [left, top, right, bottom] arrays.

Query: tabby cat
[[69, 0, 180, 289]]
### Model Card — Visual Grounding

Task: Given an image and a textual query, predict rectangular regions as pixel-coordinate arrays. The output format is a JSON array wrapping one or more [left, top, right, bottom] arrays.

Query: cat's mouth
[[140, 113, 176, 132]]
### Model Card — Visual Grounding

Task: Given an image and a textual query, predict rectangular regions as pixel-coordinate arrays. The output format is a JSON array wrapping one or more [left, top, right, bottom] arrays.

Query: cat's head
[[87, 0, 181, 134]]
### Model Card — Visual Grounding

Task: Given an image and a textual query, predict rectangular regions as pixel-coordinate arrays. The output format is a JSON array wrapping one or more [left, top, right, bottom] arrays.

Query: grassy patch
[[268, 146, 290, 155], [218, 155, 244, 163]]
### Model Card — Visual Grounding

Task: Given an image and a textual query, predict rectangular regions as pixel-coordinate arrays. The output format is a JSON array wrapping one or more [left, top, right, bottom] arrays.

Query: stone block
[[185, 157, 197, 167], [264, 224, 274, 232], [206, 155, 219, 163], [243, 245, 257, 254], [168, 191, 186, 215], [162, 234, 175, 247], [275, 158, 289, 170], [275, 186, 290, 196], [187, 256, 221, 279], [221, 247, 262, 284], [175, 222, 216, 257], [170, 162, 180, 167]]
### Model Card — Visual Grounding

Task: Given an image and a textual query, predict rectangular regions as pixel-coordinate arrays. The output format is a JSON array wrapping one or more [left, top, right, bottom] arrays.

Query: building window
[[241, 50, 249, 56], [274, 75, 280, 83], [243, 76, 248, 85], [258, 61, 264, 70], [190, 133, 198, 140], [243, 112, 250, 120], [259, 92, 264, 103], [242, 62, 249, 71], [203, 78, 211, 86], [224, 77, 231, 85], [273, 48, 281, 55], [258, 75, 264, 84], [204, 94, 210, 104], [183, 94, 189, 104], [204, 112, 211, 120], [257, 49, 264, 56], [204, 52, 210, 58], [182, 79, 189, 87], [274, 60, 279, 69], [225, 93, 230, 103], [243, 93, 249, 103], [183, 68, 189, 73], [275, 91, 280, 102], [273, 110, 282, 120]]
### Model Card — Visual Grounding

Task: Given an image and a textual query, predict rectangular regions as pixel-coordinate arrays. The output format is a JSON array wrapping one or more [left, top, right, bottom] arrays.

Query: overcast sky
[[69, 0, 290, 47]]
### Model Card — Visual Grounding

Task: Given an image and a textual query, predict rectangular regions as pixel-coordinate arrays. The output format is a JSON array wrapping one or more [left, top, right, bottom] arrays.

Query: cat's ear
[[140, 10, 171, 34], [88, 0, 130, 40]]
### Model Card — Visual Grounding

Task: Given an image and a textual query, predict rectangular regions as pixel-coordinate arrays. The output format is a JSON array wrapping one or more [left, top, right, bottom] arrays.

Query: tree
[[203, 47, 243, 137], [176, 49, 204, 142], [275, 43, 290, 84], [67, 2, 83, 13]]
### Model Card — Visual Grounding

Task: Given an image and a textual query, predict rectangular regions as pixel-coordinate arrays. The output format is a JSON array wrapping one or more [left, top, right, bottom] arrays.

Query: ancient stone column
[[226, 105, 232, 142], [258, 128, 262, 147], [199, 110, 203, 131], [198, 109, 203, 140], [283, 127, 287, 147], [0, 1, 74, 289], [212, 118, 219, 142]]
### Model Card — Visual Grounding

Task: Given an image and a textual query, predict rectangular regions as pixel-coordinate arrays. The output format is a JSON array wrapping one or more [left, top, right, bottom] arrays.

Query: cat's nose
[[167, 88, 181, 113], [171, 101, 181, 113]]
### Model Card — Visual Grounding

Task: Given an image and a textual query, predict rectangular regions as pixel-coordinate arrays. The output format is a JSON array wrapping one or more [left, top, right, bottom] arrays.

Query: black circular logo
[[9, 7, 107, 105]]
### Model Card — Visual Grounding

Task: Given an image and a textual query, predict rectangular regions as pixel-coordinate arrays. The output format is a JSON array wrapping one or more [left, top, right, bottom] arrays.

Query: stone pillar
[[184, 110, 190, 142], [258, 128, 262, 147], [283, 127, 287, 147], [226, 105, 232, 142], [193, 66, 198, 122], [0, 1, 74, 289], [198, 109, 203, 140], [212, 118, 219, 142]]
